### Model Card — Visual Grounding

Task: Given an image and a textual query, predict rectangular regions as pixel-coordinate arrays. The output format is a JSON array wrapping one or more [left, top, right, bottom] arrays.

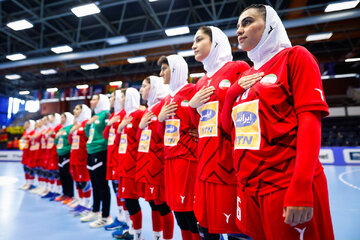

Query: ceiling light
[[6, 53, 26, 61], [76, 84, 89, 89], [51, 45, 73, 54], [190, 73, 205, 78], [165, 26, 190, 37], [127, 56, 146, 64], [46, 88, 58, 92], [109, 81, 123, 87], [40, 69, 57, 75], [321, 73, 358, 79], [5, 74, 21, 80], [325, 0, 359, 12], [106, 36, 128, 45], [7, 19, 33, 31], [345, 57, 360, 62], [306, 32, 333, 41], [19, 91, 30, 95], [177, 50, 194, 57], [71, 3, 101, 17], [80, 63, 99, 70], [149, 0, 158, 2]]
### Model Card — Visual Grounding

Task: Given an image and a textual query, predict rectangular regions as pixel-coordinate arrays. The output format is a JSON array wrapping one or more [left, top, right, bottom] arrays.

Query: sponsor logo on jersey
[[180, 195, 185, 204], [223, 213, 231, 224], [295, 227, 306, 240], [260, 73, 277, 84], [118, 134, 127, 154], [95, 120, 100, 124], [232, 100, 261, 150], [200, 109, 216, 122], [219, 79, 231, 89], [108, 128, 116, 145], [197, 101, 218, 138], [87, 128, 94, 143], [235, 111, 257, 127], [138, 130, 151, 153], [71, 135, 80, 150], [165, 124, 178, 133], [164, 119, 180, 146]]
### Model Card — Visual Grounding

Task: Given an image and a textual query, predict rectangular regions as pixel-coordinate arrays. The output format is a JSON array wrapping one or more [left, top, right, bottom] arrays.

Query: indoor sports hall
[[0, 1, 359, 240]]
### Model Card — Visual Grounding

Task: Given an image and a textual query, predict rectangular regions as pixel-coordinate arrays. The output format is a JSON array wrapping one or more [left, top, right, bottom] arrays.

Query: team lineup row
[[18, 4, 334, 240]]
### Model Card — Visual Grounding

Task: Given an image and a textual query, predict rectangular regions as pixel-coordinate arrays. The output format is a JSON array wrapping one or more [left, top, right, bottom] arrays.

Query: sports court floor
[[0, 162, 359, 240]]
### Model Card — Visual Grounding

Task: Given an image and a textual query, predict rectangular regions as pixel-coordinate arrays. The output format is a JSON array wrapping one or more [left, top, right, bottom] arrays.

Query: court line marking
[[338, 169, 360, 191]]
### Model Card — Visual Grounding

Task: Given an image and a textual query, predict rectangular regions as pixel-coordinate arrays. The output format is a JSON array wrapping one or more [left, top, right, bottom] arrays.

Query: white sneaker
[[19, 183, 29, 190], [80, 211, 100, 222], [68, 199, 79, 208], [89, 216, 112, 228], [29, 186, 41, 194]]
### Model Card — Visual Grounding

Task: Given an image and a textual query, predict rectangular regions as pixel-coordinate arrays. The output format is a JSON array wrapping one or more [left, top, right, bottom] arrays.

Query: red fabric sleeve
[[114, 132, 120, 145], [288, 46, 329, 118], [68, 132, 73, 145], [220, 83, 246, 135], [189, 107, 200, 129], [157, 121, 165, 141], [103, 125, 110, 140], [283, 111, 321, 208]]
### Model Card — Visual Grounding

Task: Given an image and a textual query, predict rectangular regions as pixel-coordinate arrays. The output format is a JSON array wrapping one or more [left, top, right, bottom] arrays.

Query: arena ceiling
[[0, 0, 359, 99]]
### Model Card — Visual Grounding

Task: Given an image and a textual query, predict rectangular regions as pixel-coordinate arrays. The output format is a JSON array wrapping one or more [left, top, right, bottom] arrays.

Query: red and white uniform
[[191, 61, 249, 233], [223, 46, 333, 239], [20, 129, 35, 166], [158, 83, 198, 212], [69, 120, 90, 182], [29, 131, 43, 168], [116, 109, 144, 199], [40, 129, 49, 169], [103, 109, 125, 180], [136, 102, 166, 202], [46, 124, 62, 170]]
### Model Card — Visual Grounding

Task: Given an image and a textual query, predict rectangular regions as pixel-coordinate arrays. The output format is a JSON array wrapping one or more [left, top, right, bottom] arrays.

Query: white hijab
[[202, 26, 233, 77], [247, 5, 292, 70], [114, 90, 123, 114], [63, 112, 74, 127], [51, 113, 61, 128], [76, 104, 92, 123], [147, 76, 171, 107], [27, 120, 35, 132], [36, 120, 44, 133], [125, 88, 140, 116], [167, 55, 188, 95], [94, 94, 110, 114]]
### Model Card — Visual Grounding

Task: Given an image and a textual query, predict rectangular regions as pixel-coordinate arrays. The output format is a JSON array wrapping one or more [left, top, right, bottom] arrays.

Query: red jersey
[[20, 130, 35, 165], [192, 61, 250, 184], [136, 102, 165, 186], [229, 46, 329, 196], [158, 84, 197, 161], [117, 109, 144, 179], [29, 131, 43, 168], [69, 121, 88, 166], [104, 110, 126, 167], [40, 129, 49, 169], [46, 124, 62, 170]]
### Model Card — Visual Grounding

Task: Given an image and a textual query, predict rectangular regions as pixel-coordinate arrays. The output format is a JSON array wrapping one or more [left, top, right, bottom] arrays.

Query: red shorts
[[118, 177, 138, 199], [47, 157, 59, 171], [194, 180, 240, 234], [106, 165, 120, 181], [137, 182, 166, 202], [164, 156, 197, 212], [71, 164, 90, 182], [236, 172, 334, 240]]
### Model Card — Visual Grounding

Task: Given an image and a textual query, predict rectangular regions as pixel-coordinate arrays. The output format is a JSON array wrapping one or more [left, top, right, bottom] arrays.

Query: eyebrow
[[238, 16, 253, 28]]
